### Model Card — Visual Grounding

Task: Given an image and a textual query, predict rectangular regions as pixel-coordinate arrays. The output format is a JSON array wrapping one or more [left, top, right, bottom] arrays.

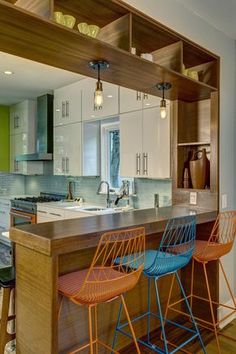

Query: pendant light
[[89, 60, 109, 110], [156, 82, 172, 119]]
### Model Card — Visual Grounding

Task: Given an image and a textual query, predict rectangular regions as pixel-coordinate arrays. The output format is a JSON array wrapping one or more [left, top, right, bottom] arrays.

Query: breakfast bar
[[10, 206, 217, 354]]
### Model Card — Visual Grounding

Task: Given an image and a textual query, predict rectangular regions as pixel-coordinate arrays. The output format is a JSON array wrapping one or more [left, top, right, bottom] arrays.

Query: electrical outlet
[[221, 194, 227, 209], [190, 192, 197, 205]]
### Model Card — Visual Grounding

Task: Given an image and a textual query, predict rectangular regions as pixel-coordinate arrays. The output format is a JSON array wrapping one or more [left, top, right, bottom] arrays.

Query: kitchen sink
[[82, 207, 106, 211]]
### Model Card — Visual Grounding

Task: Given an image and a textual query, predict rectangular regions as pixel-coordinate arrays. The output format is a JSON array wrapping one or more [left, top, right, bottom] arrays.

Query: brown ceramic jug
[[189, 149, 210, 189]]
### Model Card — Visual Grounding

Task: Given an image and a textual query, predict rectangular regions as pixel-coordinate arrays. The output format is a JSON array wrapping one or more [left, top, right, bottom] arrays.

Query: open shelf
[[0, 0, 218, 102], [2, 0, 219, 92]]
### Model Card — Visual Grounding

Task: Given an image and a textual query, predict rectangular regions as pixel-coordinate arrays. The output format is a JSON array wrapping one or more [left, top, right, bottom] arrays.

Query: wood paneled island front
[[10, 206, 217, 354]]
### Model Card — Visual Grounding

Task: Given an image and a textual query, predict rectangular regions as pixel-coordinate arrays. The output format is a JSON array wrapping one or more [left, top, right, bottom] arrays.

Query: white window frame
[[101, 121, 120, 193]]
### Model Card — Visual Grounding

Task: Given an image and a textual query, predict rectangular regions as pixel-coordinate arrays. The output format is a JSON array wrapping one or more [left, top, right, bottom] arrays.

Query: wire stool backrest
[[72, 227, 145, 303], [208, 211, 236, 246], [145, 215, 196, 276]]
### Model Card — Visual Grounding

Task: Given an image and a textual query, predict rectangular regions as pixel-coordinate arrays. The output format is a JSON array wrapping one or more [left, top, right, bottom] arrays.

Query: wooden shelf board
[[0, 1, 217, 101], [54, 0, 128, 27], [177, 188, 211, 192], [178, 142, 211, 146]]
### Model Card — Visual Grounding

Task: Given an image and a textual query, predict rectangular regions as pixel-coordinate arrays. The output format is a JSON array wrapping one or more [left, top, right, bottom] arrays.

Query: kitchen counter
[[10, 205, 217, 354], [11, 205, 216, 256]]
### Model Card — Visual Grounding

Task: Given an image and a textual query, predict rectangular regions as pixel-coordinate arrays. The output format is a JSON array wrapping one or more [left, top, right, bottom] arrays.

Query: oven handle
[[10, 211, 33, 220]]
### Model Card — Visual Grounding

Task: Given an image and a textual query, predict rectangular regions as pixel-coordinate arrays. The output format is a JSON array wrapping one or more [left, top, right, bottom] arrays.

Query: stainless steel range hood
[[16, 94, 54, 161]]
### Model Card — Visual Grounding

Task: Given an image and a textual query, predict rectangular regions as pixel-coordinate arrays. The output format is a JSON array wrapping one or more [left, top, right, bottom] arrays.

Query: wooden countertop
[[10, 206, 217, 256]]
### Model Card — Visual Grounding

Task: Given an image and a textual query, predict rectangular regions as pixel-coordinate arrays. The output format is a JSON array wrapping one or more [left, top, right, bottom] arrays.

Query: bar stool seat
[[0, 266, 16, 354], [59, 267, 139, 305], [193, 240, 233, 261]]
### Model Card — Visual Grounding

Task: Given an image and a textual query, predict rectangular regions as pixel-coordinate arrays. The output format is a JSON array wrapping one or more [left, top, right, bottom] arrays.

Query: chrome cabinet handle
[[49, 212, 62, 217], [143, 93, 149, 100], [136, 153, 141, 175], [136, 91, 142, 101], [14, 116, 19, 128], [143, 153, 148, 175], [37, 210, 47, 214], [14, 160, 19, 172], [66, 157, 69, 173], [66, 100, 69, 117], [62, 157, 65, 173], [62, 101, 66, 117]]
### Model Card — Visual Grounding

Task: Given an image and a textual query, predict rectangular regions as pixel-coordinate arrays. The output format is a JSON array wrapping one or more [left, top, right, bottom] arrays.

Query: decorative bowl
[[78, 22, 89, 35], [64, 15, 76, 29], [87, 25, 100, 38], [53, 12, 65, 26]]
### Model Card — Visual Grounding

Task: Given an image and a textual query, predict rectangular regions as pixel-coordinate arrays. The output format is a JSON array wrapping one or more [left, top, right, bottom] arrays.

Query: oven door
[[10, 209, 36, 227]]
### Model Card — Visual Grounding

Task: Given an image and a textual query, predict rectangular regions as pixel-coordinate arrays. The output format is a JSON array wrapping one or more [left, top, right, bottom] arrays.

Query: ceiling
[[0, 52, 84, 105], [177, 0, 236, 39]]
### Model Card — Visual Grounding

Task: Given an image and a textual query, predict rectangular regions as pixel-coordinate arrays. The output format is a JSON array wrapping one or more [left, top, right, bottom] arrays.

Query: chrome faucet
[[97, 180, 112, 208]]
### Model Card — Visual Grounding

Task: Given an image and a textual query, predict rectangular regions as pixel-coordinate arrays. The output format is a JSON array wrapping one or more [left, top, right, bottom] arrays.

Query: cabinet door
[[82, 78, 119, 121], [54, 126, 66, 175], [10, 100, 36, 135], [54, 124, 82, 176], [142, 93, 161, 109], [120, 110, 143, 177], [120, 87, 143, 114], [64, 210, 91, 219], [142, 107, 170, 178], [64, 123, 82, 176], [82, 121, 100, 176], [54, 81, 82, 126]]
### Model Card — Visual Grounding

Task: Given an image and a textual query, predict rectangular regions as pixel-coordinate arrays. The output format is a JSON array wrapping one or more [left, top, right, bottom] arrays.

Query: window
[[101, 121, 121, 191]]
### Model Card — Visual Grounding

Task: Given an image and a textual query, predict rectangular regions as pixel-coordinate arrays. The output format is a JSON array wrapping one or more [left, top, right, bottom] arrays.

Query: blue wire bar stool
[[113, 215, 206, 353]]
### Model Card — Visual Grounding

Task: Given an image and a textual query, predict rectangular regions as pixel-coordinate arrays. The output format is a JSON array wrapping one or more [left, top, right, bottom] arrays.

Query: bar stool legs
[[0, 287, 15, 354]]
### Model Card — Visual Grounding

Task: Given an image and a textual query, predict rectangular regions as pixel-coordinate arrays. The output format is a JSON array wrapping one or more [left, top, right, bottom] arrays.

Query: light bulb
[[94, 80, 103, 109], [160, 99, 167, 119]]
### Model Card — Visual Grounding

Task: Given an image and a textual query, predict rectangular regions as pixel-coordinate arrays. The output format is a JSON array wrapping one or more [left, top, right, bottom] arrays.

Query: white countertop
[[37, 201, 134, 215]]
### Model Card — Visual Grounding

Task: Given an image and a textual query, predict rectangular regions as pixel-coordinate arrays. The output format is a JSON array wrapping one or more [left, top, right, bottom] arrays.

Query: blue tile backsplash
[[25, 175, 172, 209], [0, 174, 25, 195], [0, 172, 172, 209]]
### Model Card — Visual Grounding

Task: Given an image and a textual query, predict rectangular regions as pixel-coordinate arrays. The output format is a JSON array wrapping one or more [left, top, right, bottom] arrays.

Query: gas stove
[[11, 193, 65, 214]]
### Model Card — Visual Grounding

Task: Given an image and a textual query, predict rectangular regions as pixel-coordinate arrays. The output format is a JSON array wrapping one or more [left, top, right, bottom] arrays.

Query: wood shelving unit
[[1, 0, 219, 102], [1, 0, 219, 209]]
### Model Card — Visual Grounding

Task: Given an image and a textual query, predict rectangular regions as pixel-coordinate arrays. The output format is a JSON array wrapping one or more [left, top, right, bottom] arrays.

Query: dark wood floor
[[120, 320, 236, 353]]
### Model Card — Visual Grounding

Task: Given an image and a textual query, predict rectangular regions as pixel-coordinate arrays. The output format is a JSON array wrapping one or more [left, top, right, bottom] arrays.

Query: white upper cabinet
[[54, 81, 82, 126], [120, 110, 143, 178], [54, 121, 100, 177], [10, 100, 36, 135], [120, 87, 143, 113], [120, 87, 161, 113], [9, 100, 43, 175], [142, 93, 161, 110], [120, 106, 170, 178], [54, 123, 82, 176], [82, 77, 119, 121], [142, 106, 170, 178]]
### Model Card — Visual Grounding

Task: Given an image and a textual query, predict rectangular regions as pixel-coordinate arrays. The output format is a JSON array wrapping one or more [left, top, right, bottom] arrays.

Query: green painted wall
[[0, 106, 9, 172]]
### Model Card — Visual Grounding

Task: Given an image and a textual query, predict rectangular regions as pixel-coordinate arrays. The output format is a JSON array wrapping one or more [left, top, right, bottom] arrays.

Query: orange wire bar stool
[[166, 211, 236, 353], [58, 227, 145, 354]]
